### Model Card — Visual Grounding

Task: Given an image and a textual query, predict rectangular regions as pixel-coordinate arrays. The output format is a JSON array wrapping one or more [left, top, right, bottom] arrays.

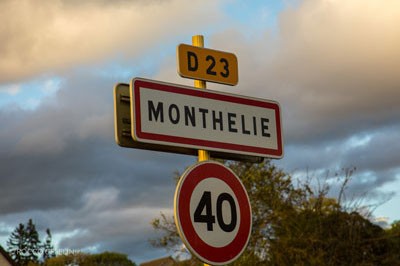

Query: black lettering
[[261, 118, 270, 137], [168, 104, 180, 124], [220, 58, 229, 78], [212, 111, 223, 131], [206, 55, 217, 76], [184, 106, 196, 127], [148, 101, 164, 122], [241, 115, 250, 135], [198, 108, 209, 128], [253, 116, 257, 136], [228, 113, 238, 133], [187, 51, 198, 71], [194, 191, 215, 231], [217, 193, 237, 233]]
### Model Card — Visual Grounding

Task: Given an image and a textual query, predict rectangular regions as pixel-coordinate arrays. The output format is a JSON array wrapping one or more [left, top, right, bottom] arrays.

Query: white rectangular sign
[[130, 78, 283, 158]]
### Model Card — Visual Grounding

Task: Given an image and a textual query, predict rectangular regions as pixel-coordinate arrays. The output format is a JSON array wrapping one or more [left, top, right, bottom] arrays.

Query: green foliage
[[7, 219, 55, 265], [150, 212, 181, 252], [81, 251, 136, 266], [383, 220, 400, 264], [43, 253, 87, 266], [227, 161, 307, 257], [7, 220, 136, 266], [26, 219, 41, 263], [387, 220, 400, 234], [269, 210, 391, 265], [7, 223, 29, 265], [151, 160, 400, 265], [7, 219, 45, 265], [42, 228, 56, 260], [43, 251, 136, 266]]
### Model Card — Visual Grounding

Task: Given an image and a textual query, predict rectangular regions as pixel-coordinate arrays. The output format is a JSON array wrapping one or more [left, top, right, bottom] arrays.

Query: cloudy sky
[[1, 0, 400, 263]]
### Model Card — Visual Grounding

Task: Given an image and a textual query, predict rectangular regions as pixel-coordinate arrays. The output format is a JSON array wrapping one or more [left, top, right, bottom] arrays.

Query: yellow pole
[[192, 35, 210, 266], [193, 35, 210, 163]]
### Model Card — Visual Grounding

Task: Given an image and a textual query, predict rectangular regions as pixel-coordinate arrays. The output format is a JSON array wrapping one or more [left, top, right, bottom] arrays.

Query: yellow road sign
[[177, 44, 238, 86]]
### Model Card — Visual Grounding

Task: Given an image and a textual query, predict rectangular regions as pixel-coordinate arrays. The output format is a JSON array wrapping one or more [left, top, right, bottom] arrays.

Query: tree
[[267, 209, 393, 265], [81, 251, 136, 266], [151, 160, 400, 265], [43, 252, 87, 266], [7, 219, 55, 265], [383, 220, 400, 264], [43, 251, 136, 266], [25, 219, 41, 264], [228, 160, 307, 261], [7, 223, 29, 265], [42, 228, 56, 260]]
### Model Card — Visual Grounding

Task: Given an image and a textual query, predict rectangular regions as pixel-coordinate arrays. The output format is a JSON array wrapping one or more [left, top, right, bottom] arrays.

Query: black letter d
[[187, 51, 198, 72]]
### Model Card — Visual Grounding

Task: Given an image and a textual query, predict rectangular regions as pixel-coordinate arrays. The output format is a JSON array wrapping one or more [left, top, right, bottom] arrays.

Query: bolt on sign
[[130, 78, 283, 159], [177, 44, 238, 86]]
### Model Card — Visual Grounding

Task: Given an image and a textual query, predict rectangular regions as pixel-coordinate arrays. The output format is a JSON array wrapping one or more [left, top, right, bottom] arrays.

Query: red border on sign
[[133, 78, 283, 158], [175, 162, 252, 264]]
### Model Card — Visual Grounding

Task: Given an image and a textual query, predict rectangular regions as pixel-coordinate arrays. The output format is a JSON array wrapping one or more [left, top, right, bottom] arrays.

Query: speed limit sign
[[174, 161, 252, 265]]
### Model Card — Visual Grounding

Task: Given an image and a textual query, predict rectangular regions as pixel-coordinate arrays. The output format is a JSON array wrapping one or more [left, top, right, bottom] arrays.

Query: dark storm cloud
[[338, 126, 400, 173], [53, 188, 175, 262], [0, 69, 192, 263], [0, 69, 192, 211]]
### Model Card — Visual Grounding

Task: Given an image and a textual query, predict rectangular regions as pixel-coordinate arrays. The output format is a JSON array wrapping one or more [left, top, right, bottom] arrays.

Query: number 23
[[206, 56, 230, 78]]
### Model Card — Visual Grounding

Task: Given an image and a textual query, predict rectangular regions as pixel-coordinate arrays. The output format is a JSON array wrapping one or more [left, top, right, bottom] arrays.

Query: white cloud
[[0, 0, 225, 83]]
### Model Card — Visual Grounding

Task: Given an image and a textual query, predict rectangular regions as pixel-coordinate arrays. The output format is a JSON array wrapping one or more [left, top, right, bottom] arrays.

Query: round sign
[[174, 161, 252, 265]]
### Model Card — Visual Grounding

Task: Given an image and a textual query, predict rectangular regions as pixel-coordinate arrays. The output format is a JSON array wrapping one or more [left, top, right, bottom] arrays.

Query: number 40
[[193, 191, 237, 232]]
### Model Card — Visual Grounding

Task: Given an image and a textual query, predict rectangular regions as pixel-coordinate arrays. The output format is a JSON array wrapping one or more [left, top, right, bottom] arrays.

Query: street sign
[[174, 161, 252, 265], [130, 78, 283, 158], [177, 44, 238, 86], [114, 83, 197, 155], [114, 83, 263, 162]]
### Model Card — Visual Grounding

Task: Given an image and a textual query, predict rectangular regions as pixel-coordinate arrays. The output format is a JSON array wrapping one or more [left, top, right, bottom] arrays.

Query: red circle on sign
[[174, 161, 252, 265]]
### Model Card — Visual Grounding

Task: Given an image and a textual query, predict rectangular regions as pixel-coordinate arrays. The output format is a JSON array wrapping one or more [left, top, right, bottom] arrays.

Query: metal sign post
[[193, 35, 210, 266], [192, 35, 210, 163]]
